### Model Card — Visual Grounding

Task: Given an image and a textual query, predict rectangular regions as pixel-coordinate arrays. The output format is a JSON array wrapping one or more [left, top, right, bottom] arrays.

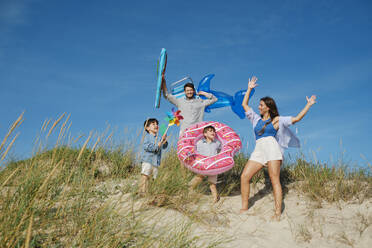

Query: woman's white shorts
[[249, 136, 283, 166]]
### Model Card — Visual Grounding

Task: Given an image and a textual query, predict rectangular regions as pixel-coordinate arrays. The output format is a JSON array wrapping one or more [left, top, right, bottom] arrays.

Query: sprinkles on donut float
[[177, 121, 242, 176]]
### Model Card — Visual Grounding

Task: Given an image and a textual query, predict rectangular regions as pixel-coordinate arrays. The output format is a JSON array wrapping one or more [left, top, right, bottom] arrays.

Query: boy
[[140, 118, 168, 194], [189, 125, 221, 203]]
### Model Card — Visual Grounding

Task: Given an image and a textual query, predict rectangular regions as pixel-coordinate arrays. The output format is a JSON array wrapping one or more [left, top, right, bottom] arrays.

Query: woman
[[240, 76, 316, 220]]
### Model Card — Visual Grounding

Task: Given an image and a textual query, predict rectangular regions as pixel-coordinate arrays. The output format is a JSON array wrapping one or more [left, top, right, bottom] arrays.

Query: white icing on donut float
[[177, 121, 242, 176]]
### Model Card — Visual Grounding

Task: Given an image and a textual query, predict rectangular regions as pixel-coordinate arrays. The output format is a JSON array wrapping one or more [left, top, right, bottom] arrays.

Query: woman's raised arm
[[291, 95, 317, 124], [242, 76, 258, 112]]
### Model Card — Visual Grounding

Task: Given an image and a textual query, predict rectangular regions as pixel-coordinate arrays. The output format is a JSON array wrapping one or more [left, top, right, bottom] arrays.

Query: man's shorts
[[141, 162, 158, 179]]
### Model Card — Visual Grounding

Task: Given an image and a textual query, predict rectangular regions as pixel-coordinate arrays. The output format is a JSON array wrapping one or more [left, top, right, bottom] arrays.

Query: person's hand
[[248, 76, 258, 89], [306, 95, 317, 106], [160, 134, 167, 145], [158, 134, 167, 147], [197, 91, 208, 96]]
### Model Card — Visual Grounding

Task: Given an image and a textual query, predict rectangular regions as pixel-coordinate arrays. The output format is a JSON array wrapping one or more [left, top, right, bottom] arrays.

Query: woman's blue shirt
[[254, 119, 278, 140]]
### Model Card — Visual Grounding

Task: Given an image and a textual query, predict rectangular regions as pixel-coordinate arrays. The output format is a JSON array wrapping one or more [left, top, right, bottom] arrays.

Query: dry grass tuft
[[0, 113, 371, 247]]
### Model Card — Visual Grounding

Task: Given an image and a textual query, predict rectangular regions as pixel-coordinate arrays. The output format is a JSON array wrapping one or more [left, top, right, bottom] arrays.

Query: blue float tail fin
[[231, 89, 255, 119]]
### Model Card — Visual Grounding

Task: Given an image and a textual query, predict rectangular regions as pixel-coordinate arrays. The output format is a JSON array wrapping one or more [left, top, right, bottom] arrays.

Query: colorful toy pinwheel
[[159, 108, 184, 136], [165, 108, 183, 126]]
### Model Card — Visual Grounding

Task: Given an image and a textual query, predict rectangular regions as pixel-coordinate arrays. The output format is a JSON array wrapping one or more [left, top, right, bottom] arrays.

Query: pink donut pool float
[[177, 121, 242, 176]]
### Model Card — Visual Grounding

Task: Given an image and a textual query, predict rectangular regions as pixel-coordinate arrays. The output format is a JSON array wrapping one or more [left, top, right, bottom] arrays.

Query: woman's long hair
[[258, 96, 279, 135]]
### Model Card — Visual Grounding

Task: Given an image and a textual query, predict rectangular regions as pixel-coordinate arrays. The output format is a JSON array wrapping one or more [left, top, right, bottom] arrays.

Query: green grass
[[0, 145, 217, 247], [283, 158, 372, 203], [0, 113, 371, 247]]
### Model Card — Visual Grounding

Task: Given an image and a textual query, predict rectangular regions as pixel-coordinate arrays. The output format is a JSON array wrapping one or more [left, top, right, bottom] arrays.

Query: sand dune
[[106, 181, 372, 248]]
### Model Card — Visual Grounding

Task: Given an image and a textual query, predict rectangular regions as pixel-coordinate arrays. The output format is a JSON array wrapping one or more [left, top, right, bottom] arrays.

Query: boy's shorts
[[141, 162, 158, 179], [207, 175, 217, 184]]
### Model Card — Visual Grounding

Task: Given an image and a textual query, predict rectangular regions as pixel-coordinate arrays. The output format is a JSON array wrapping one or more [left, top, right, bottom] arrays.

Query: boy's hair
[[184, 82, 195, 91], [203, 125, 216, 134], [144, 118, 158, 133]]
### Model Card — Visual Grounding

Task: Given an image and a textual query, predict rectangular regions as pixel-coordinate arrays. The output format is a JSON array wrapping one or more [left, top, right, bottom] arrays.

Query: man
[[161, 74, 218, 136]]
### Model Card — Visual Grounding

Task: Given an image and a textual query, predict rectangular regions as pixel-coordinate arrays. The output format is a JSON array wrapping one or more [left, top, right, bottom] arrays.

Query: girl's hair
[[258, 96, 279, 135]]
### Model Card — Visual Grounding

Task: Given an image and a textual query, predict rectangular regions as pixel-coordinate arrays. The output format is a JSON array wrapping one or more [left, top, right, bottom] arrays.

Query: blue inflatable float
[[171, 74, 254, 119], [155, 48, 167, 108]]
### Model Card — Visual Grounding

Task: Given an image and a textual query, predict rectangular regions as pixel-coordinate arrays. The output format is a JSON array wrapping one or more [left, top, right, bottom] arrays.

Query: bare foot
[[213, 195, 220, 204], [239, 208, 248, 214], [271, 213, 281, 221]]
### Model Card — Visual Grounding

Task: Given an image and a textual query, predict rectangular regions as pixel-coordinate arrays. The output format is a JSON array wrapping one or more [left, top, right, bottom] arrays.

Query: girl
[[240, 76, 316, 220]]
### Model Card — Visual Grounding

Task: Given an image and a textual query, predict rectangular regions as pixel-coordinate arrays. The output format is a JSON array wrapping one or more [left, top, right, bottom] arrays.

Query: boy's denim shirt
[[141, 132, 168, 166]]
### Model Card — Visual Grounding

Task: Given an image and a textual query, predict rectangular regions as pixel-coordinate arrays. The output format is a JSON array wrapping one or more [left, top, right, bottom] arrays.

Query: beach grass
[[0, 114, 371, 247]]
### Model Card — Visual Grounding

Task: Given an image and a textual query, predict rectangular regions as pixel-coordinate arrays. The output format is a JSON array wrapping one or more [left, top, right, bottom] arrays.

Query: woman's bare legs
[[267, 160, 282, 220], [240, 160, 263, 212]]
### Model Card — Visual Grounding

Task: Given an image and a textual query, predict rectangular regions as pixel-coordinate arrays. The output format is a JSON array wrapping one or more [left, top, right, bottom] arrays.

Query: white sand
[[104, 181, 372, 248]]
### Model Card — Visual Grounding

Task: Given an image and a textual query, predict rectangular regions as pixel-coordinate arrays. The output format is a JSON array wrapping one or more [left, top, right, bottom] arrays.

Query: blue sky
[[0, 0, 371, 168]]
